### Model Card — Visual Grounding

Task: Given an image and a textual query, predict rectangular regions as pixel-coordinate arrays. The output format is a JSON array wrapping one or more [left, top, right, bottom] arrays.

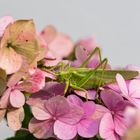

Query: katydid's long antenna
[[80, 47, 102, 68]]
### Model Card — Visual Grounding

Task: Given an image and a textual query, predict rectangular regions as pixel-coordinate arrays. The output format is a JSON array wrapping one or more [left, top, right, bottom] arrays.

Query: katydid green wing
[[67, 68, 139, 89], [81, 69, 139, 89]]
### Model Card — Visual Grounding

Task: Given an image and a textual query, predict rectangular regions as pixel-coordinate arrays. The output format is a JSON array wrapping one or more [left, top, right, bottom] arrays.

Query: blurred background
[[0, 0, 140, 139]]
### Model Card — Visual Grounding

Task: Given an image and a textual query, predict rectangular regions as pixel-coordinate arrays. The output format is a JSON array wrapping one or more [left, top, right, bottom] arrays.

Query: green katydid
[[55, 47, 139, 93]]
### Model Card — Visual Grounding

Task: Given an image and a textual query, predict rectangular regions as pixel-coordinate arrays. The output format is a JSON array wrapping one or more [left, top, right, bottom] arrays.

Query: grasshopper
[[55, 47, 138, 94]]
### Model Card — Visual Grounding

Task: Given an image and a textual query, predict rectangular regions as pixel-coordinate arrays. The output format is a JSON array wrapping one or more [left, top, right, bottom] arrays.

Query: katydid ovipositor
[[55, 47, 139, 93]]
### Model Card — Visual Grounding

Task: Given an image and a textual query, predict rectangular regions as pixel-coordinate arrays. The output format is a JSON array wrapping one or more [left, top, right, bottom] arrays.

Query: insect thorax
[[56, 71, 72, 83]]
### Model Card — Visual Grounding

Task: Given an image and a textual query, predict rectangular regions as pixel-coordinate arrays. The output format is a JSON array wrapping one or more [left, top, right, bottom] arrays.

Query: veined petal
[[29, 118, 54, 139], [67, 95, 83, 106], [7, 107, 25, 131], [129, 79, 140, 98], [101, 90, 124, 111], [78, 119, 99, 138], [0, 16, 14, 37], [45, 96, 70, 118], [10, 89, 25, 108], [0, 88, 11, 109], [99, 113, 115, 139], [54, 120, 77, 140], [92, 104, 109, 120], [0, 47, 22, 74], [32, 104, 51, 120], [58, 104, 83, 125], [116, 74, 129, 96], [82, 101, 96, 118], [0, 109, 6, 122], [114, 113, 128, 136]]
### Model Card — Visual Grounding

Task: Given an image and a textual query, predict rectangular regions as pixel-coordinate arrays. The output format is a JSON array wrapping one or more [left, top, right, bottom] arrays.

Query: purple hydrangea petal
[[77, 119, 99, 138], [27, 82, 65, 106], [67, 95, 83, 106], [45, 96, 70, 117], [82, 101, 96, 118], [101, 90, 124, 111], [58, 104, 84, 125]]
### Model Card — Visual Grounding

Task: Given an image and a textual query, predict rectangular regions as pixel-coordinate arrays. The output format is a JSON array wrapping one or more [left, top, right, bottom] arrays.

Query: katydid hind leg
[[95, 58, 108, 96], [77, 58, 108, 88]]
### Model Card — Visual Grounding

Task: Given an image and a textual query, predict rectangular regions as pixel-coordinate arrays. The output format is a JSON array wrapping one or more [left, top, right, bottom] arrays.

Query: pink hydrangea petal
[[107, 83, 121, 93], [58, 104, 83, 125], [0, 109, 6, 122], [76, 37, 96, 62], [0, 48, 22, 74], [32, 105, 51, 120], [41, 25, 57, 44], [36, 34, 48, 61], [82, 101, 96, 118], [0, 88, 11, 109], [0, 16, 14, 37], [44, 71, 56, 80], [99, 113, 115, 139], [44, 58, 61, 67], [54, 120, 77, 140], [45, 96, 70, 117], [129, 80, 140, 98], [114, 113, 128, 136], [131, 98, 140, 110], [48, 33, 73, 58], [77, 119, 99, 138], [44, 51, 61, 67], [29, 118, 54, 139], [72, 60, 81, 67], [74, 89, 96, 100], [116, 74, 128, 96], [7, 107, 24, 131], [17, 68, 45, 93], [10, 89, 25, 108], [92, 104, 109, 120], [7, 71, 25, 88], [27, 82, 65, 106], [78, 37, 96, 52], [67, 95, 83, 106], [87, 57, 100, 68], [101, 90, 124, 111]]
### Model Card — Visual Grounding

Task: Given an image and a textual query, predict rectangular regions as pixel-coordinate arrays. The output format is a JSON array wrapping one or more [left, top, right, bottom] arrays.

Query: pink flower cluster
[[0, 16, 140, 140]]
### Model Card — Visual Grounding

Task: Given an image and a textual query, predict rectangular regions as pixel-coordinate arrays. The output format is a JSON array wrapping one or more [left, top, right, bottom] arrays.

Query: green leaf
[[22, 104, 33, 128]]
